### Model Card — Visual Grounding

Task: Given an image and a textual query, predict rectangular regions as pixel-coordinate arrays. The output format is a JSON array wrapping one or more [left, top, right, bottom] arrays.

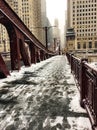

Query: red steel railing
[[66, 53, 97, 130], [0, 0, 61, 78]]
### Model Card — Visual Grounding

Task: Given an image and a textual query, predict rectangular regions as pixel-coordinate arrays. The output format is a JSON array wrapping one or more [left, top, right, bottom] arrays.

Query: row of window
[[73, 0, 96, 4], [77, 37, 97, 40], [73, 21, 96, 25], [77, 29, 96, 32], [77, 33, 97, 36], [73, 13, 97, 17], [76, 25, 96, 28], [73, 4, 97, 8], [74, 21, 97, 23], [22, 7, 29, 13], [22, 3, 29, 6], [73, 8, 97, 14], [22, 0, 28, 2], [74, 17, 97, 21], [77, 41, 97, 49], [74, 8, 97, 12]]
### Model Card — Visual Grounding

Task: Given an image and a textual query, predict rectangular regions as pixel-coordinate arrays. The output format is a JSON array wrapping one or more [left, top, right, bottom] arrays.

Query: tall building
[[0, 25, 10, 52], [53, 19, 60, 39], [67, 0, 97, 53], [6, 0, 43, 43], [41, 0, 47, 45], [0, 0, 45, 53], [0, 0, 18, 53]]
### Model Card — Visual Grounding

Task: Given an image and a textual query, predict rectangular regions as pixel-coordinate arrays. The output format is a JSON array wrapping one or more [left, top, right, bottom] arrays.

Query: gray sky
[[46, 0, 67, 48], [46, 0, 67, 27]]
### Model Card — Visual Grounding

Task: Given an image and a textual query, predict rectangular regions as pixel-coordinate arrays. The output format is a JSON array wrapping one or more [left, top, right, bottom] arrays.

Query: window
[[83, 43, 86, 49], [77, 42, 80, 49], [95, 41, 97, 48], [89, 42, 92, 48]]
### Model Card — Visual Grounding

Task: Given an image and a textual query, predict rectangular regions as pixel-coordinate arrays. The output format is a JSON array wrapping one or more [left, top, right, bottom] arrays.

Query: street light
[[43, 26, 56, 49], [32, 26, 57, 49]]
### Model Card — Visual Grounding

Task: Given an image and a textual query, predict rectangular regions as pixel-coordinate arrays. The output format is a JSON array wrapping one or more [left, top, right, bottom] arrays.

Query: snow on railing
[[66, 52, 97, 130]]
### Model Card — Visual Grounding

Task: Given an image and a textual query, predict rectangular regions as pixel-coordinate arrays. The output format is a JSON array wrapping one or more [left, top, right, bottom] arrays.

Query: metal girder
[[0, 54, 10, 78]]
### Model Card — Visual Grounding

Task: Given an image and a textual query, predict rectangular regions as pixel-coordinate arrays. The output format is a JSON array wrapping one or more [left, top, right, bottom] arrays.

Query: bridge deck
[[0, 55, 91, 130]]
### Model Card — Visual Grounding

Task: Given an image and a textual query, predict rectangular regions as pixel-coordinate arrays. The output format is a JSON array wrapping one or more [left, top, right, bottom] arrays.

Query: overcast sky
[[46, 0, 67, 47], [46, 0, 67, 27]]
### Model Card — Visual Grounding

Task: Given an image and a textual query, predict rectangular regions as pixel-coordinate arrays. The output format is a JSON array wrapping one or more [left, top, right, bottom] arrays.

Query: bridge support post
[[43, 52, 46, 60], [29, 44, 36, 64], [0, 54, 10, 78], [10, 38, 21, 70], [36, 49, 40, 63], [46, 53, 48, 59], [40, 50, 44, 61], [19, 39, 31, 66]]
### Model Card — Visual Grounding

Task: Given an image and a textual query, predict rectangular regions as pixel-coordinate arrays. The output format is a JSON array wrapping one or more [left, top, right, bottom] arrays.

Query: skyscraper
[[67, 0, 97, 52], [41, 0, 47, 45], [3, 0, 45, 44]]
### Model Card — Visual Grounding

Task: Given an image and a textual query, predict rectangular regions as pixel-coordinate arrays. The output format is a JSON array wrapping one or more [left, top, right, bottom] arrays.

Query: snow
[[43, 116, 63, 127], [0, 55, 91, 130], [89, 62, 97, 70]]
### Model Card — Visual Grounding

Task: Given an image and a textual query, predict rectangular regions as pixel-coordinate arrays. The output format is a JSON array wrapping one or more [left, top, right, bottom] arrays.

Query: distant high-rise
[[5, 0, 43, 43], [0, 0, 47, 52], [67, 0, 97, 52], [41, 0, 47, 27], [53, 19, 60, 39], [41, 0, 47, 44]]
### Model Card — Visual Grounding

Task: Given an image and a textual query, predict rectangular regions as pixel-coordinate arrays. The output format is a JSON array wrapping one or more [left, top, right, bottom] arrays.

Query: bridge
[[0, 0, 58, 78], [0, 55, 91, 130], [0, 0, 96, 130]]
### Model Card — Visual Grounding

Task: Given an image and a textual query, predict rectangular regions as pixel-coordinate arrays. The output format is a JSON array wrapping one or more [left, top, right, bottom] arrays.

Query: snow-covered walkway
[[0, 55, 91, 130]]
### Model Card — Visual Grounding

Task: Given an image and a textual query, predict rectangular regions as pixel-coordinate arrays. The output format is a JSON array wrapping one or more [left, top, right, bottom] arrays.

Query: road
[[0, 55, 91, 130]]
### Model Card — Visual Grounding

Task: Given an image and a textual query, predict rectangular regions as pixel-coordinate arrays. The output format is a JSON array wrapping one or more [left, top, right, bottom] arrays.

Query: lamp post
[[44, 26, 56, 49], [32, 26, 57, 50], [44, 27, 48, 49]]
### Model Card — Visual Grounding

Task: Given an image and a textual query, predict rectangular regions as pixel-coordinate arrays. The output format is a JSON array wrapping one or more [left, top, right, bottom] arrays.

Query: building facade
[[41, 0, 47, 45], [66, 28, 75, 52], [0, 0, 46, 53], [0, 26, 10, 52], [67, 0, 97, 53], [6, 0, 43, 43]]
